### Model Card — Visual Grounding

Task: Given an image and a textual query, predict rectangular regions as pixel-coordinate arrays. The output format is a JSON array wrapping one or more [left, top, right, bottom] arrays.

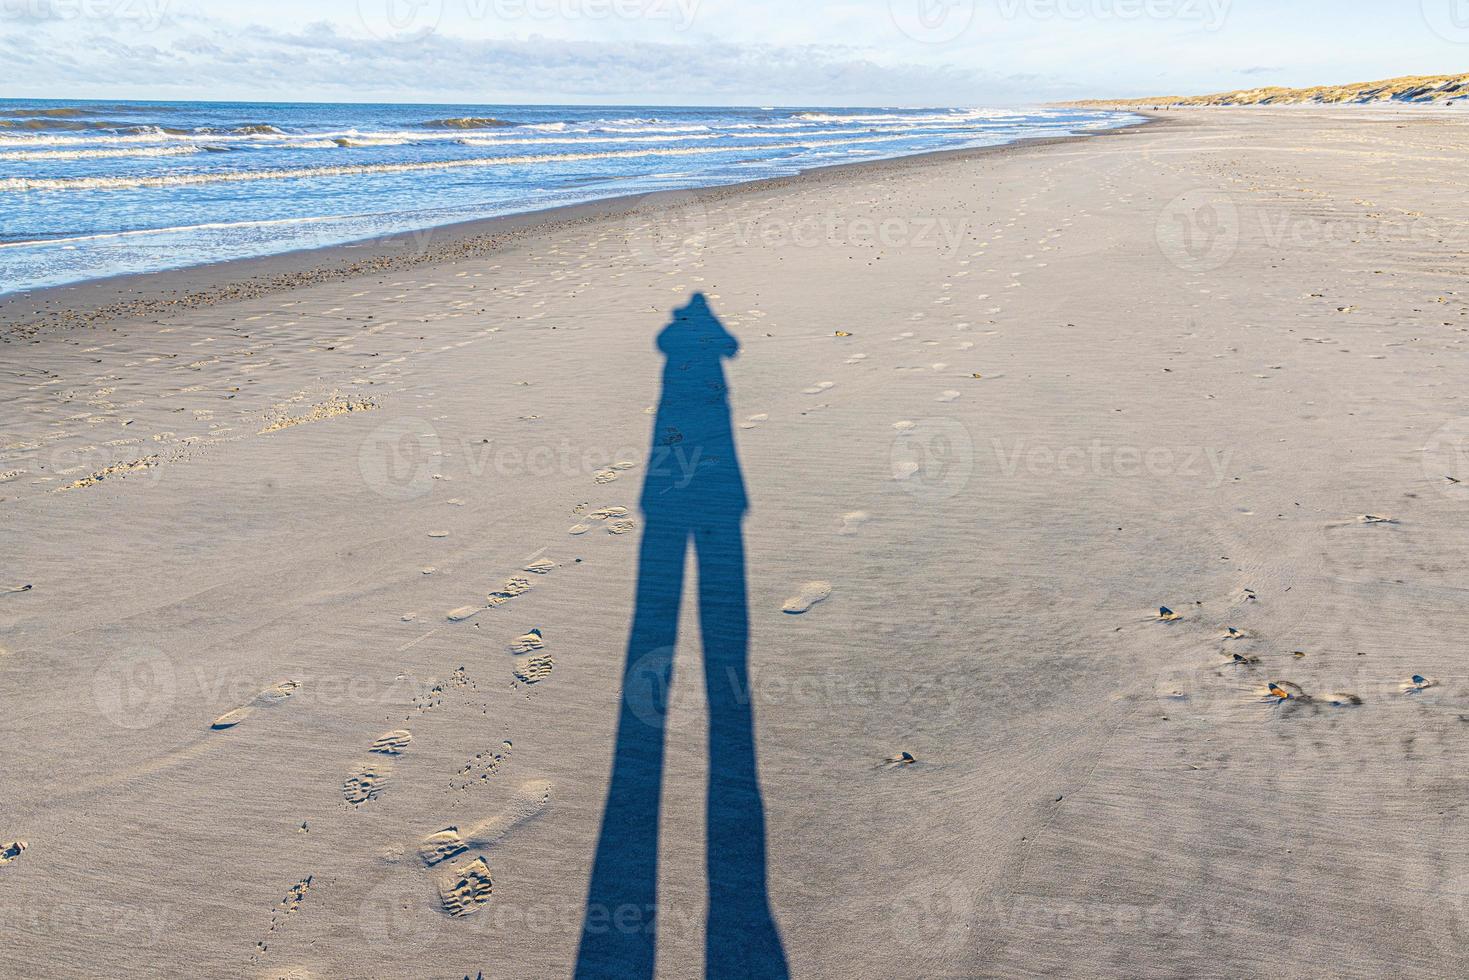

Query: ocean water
[[0, 100, 1138, 295]]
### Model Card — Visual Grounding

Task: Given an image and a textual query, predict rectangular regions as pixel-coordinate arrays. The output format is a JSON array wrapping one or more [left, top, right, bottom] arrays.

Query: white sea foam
[[0, 133, 951, 193], [0, 214, 354, 249], [0, 145, 204, 162]]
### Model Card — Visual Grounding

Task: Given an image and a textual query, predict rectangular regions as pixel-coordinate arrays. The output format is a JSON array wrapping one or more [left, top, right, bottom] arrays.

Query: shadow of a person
[[575, 293, 789, 979]]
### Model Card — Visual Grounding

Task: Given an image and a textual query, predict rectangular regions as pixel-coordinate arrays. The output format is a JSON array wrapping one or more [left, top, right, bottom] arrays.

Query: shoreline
[[0, 115, 1161, 339]]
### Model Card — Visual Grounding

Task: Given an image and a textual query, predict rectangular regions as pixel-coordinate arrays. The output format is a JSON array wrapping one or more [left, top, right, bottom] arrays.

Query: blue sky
[[1, 0, 1466, 106]]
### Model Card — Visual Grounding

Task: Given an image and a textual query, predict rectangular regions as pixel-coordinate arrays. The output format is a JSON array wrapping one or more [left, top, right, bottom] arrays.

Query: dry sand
[[3, 108, 1469, 978]]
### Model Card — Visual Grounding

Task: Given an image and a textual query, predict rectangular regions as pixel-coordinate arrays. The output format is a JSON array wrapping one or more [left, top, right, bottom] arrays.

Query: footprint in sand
[[488, 577, 533, 606], [524, 558, 558, 575], [514, 655, 556, 685], [419, 780, 553, 868], [936, 390, 962, 403], [803, 382, 835, 395], [740, 414, 769, 430], [343, 762, 391, 805], [783, 581, 833, 615], [508, 629, 544, 655], [892, 420, 917, 433], [211, 680, 301, 730], [574, 507, 632, 534], [837, 511, 870, 536], [370, 730, 413, 756], [418, 780, 554, 917], [439, 860, 494, 917], [1, 840, 26, 865]]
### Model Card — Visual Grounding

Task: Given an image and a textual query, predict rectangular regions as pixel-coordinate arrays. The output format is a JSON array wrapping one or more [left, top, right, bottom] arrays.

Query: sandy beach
[[4, 106, 1469, 978]]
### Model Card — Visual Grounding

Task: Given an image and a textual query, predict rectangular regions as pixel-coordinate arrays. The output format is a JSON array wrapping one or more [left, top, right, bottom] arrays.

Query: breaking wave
[[422, 117, 517, 129], [0, 145, 204, 162], [0, 133, 943, 193]]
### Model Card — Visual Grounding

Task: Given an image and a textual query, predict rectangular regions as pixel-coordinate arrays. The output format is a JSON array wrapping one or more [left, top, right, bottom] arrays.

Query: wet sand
[[4, 108, 1469, 978]]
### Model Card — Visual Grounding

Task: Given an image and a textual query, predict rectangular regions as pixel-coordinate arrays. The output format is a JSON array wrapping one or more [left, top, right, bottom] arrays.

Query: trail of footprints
[[251, 875, 313, 965], [267, 275, 1006, 944]]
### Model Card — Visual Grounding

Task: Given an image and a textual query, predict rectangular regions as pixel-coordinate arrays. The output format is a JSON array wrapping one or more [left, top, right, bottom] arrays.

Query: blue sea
[[0, 100, 1138, 295]]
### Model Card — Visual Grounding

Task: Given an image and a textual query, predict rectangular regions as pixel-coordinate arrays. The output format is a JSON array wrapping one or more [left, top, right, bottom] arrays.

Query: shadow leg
[[695, 518, 790, 979], [575, 522, 688, 980]]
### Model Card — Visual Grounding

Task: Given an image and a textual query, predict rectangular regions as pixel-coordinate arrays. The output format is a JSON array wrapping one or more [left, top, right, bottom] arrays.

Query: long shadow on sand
[[575, 294, 789, 979]]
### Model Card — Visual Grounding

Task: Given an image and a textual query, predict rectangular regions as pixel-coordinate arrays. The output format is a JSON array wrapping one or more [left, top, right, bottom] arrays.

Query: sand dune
[[1069, 71, 1469, 107]]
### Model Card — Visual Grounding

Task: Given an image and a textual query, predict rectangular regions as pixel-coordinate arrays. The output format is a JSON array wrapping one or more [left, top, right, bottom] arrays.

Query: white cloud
[[1, 0, 1465, 105]]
